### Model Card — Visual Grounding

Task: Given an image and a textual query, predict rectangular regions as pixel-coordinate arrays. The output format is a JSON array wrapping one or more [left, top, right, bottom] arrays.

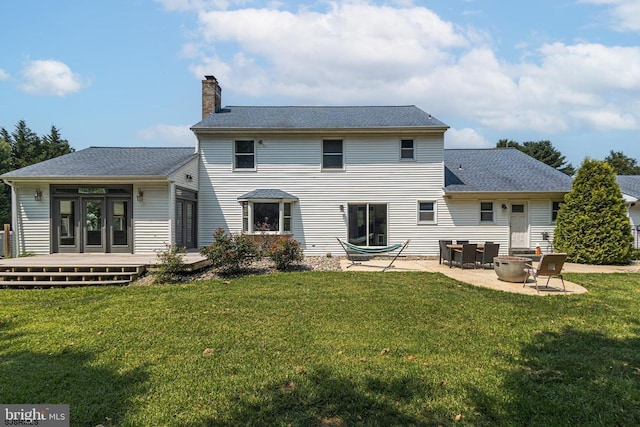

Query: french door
[[347, 203, 388, 246], [52, 186, 132, 253]]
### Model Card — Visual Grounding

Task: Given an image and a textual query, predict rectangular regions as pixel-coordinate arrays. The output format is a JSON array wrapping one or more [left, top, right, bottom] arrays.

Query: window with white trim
[[480, 202, 494, 222], [417, 201, 436, 223], [552, 201, 563, 222], [322, 139, 343, 169], [234, 140, 255, 169], [241, 201, 293, 233], [401, 139, 415, 160]]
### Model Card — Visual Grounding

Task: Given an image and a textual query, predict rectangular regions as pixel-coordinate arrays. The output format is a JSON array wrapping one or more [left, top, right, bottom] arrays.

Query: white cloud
[[137, 124, 196, 145], [579, 0, 640, 32], [20, 59, 89, 96], [445, 128, 491, 149], [0, 69, 9, 81], [169, 1, 640, 137]]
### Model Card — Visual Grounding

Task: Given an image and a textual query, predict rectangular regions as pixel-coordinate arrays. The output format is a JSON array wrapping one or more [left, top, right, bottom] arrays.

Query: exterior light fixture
[[185, 173, 193, 181], [34, 189, 42, 201], [137, 188, 144, 202], [339, 204, 345, 212], [501, 204, 508, 210]]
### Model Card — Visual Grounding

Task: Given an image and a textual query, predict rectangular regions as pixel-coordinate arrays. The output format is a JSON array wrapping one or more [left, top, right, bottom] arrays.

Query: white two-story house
[[1, 75, 573, 257], [192, 76, 573, 256]]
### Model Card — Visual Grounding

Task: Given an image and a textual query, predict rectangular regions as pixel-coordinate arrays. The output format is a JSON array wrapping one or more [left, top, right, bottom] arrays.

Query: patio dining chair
[[439, 240, 453, 265], [477, 243, 500, 269], [454, 243, 477, 269], [523, 253, 568, 293]]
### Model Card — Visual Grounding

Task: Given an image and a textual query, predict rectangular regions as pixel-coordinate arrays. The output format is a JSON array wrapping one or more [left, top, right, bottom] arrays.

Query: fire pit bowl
[[494, 256, 531, 282]]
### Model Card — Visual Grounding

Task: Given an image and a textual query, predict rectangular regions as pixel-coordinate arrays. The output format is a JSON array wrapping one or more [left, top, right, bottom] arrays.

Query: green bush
[[200, 228, 259, 274], [553, 158, 634, 264], [265, 236, 304, 270], [154, 244, 186, 283]]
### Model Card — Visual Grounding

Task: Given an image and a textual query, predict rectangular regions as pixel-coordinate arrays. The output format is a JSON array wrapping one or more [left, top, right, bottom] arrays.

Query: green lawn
[[1, 271, 639, 426]]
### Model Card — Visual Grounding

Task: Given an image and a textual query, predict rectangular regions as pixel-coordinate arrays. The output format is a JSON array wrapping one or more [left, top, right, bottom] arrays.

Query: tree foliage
[[0, 120, 75, 225], [604, 150, 640, 175], [553, 158, 633, 264], [496, 139, 575, 175]]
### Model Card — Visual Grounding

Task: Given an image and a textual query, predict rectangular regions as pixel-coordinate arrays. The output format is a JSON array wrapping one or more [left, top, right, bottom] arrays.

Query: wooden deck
[[0, 252, 211, 287]]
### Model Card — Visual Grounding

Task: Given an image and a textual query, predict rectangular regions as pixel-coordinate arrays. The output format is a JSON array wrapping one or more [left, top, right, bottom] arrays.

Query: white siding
[[199, 135, 445, 255], [15, 184, 51, 255], [169, 158, 199, 191], [133, 184, 172, 253], [628, 204, 640, 248]]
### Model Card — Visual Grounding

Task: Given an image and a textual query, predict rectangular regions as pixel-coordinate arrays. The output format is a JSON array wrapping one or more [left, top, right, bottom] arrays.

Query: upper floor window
[[322, 139, 343, 169], [401, 139, 415, 160], [552, 201, 563, 222], [480, 202, 494, 222], [418, 201, 436, 223], [234, 140, 255, 169]]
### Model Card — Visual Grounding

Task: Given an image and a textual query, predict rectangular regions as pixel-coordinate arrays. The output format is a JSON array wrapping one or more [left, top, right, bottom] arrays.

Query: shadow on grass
[[204, 366, 432, 426], [0, 322, 149, 426], [472, 326, 640, 425]]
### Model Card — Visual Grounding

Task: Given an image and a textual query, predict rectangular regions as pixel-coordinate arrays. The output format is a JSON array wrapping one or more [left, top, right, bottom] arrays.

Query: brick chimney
[[202, 75, 222, 119]]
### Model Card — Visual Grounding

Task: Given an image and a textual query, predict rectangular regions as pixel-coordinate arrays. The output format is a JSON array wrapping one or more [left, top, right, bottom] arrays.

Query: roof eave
[[443, 190, 571, 199], [191, 126, 449, 135]]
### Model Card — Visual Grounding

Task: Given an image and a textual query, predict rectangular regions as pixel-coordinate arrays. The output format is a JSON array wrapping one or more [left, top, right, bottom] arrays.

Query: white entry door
[[510, 203, 528, 248]]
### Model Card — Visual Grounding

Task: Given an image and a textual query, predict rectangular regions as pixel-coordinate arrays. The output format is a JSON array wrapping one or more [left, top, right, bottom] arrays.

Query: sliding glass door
[[347, 203, 387, 246]]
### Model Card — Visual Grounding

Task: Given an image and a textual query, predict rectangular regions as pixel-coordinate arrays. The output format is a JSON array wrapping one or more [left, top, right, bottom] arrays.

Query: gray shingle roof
[[617, 176, 640, 200], [1, 147, 197, 179], [237, 189, 298, 201], [444, 148, 573, 193], [192, 105, 447, 129]]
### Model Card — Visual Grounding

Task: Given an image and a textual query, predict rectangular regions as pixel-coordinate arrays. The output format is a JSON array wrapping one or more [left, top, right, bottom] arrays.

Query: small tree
[[154, 244, 186, 283], [200, 228, 259, 274], [553, 158, 633, 264], [265, 236, 304, 270]]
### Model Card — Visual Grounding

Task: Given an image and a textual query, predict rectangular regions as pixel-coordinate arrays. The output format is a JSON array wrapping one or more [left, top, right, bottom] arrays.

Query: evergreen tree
[[0, 121, 74, 225], [0, 137, 12, 227], [8, 120, 43, 170], [604, 150, 640, 175], [41, 125, 74, 159], [553, 158, 633, 264], [496, 139, 575, 175]]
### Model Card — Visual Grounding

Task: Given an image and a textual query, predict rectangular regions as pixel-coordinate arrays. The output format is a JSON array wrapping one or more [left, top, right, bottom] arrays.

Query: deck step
[[0, 265, 144, 287], [0, 279, 132, 287]]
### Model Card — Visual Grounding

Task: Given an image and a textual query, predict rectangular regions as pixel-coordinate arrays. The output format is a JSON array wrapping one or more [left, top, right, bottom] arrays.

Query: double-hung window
[[401, 139, 415, 160], [480, 202, 494, 223], [234, 140, 255, 169], [322, 139, 343, 169], [418, 201, 436, 223], [552, 201, 563, 222]]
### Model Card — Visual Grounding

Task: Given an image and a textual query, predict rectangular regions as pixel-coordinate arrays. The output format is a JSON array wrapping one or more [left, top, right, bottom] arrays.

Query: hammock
[[336, 238, 411, 271]]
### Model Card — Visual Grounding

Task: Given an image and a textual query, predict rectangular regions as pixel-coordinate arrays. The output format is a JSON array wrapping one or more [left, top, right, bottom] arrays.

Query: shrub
[[200, 228, 259, 274], [265, 236, 304, 270], [553, 158, 634, 264], [154, 244, 186, 283]]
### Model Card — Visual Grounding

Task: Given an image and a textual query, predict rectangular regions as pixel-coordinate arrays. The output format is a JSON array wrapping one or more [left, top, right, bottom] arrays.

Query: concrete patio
[[339, 257, 640, 296]]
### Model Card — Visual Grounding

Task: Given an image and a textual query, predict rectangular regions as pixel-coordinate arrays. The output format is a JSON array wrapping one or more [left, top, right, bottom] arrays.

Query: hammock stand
[[336, 238, 411, 271]]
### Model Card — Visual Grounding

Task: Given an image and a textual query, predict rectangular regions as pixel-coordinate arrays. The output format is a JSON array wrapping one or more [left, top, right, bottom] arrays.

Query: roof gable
[[1, 147, 197, 179], [192, 105, 447, 130], [444, 148, 573, 193]]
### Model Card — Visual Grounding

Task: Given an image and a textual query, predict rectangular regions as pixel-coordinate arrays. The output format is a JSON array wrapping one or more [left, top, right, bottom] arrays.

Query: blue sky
[[1, 0, 639, 168]]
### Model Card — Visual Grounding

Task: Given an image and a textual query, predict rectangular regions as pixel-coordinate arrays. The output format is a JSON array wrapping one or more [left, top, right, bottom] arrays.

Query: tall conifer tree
[[553, 158, 633, 264]]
